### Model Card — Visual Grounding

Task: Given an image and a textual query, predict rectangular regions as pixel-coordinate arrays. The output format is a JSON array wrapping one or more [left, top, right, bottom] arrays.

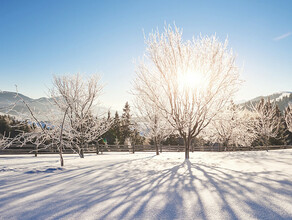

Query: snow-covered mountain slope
[[0, 91, 116, 119], [242, 91, 292, 111]]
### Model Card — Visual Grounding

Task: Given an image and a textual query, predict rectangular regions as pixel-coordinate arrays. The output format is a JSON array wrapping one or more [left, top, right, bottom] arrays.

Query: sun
[[177, 69, 205, 90]]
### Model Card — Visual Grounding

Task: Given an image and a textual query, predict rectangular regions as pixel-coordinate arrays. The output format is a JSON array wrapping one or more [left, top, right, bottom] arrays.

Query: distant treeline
[[0, 115, 31, 138], [1, 99, 292, 146]]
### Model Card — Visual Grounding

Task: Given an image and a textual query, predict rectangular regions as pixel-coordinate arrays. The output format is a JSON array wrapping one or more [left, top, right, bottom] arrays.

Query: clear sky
[[0, 0, 291, 110]]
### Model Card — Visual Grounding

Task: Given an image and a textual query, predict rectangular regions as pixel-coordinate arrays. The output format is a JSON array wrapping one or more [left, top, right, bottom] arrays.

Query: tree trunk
[[160, 143, 162, 153], [154, 137, 159, 155], [264, 137, 269, 152], [80, 148, 84, 158], [59, 151, 64, 166], [35, 145, 38, 157], [58, 107, 67, 167], [184, 137, 190, 160]]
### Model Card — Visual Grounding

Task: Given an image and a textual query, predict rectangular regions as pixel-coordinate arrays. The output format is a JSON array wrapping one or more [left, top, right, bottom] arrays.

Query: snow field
[[1, 150, 292, 219]]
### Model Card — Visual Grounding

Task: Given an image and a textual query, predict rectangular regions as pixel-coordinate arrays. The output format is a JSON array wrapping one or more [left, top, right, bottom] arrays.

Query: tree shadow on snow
[[1, 154, 292, 219]]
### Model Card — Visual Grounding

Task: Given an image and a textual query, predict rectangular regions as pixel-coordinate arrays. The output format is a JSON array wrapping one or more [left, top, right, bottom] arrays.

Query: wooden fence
[[1, 144, 292, 155]]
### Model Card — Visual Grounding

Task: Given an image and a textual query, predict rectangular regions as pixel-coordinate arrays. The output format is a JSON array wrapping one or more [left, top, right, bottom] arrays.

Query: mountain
[[242, 91, 292, 112], [0, 91, 116, 119], [2, 90, 291, 118], [0, 91, 32, 103], [0, 91, 56, 119]]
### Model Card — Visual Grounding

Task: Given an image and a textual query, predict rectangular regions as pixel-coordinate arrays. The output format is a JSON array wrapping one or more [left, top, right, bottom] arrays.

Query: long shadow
[[1, 153, 292, 219]]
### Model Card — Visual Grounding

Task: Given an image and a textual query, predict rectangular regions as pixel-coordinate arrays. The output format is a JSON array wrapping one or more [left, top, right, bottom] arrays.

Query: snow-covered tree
[[0, 132, 12, 150], [50, 73, 112, 158], [8, 91, 68, 165], [207, 102, 257, 149], [252, 98, 280, 150], [208, 102, 238, 148], [133, 24, 241, 159], [121, 102, 132, 144], [285, 103, 292, 133], [8, 74, 111, 166], [134, 97, 172, 155], [234, 109, 258, 147]]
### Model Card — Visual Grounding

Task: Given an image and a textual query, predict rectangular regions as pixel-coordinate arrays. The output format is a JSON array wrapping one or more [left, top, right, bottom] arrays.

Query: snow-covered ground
[[1, 150, 292, 220]]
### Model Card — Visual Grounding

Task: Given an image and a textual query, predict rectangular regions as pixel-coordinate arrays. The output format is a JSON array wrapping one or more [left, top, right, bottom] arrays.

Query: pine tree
[[284, 104, 292, 144], [113, 111, 122, 143], [269, 105, 289, 145], [131, 122, 145, 145], [0, 115, 31, 138], [121, 102, 132, 144], [101, 110, 116, 144]]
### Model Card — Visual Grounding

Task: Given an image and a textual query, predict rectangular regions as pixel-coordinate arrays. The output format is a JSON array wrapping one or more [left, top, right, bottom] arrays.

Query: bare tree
[[285, 103, 292, 133], [133, 25, 241, 159]]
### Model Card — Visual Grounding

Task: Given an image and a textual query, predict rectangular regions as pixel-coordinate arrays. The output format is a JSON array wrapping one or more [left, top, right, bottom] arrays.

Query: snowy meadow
[[1, 150, 292, 220], [0, 13, 292, 220]]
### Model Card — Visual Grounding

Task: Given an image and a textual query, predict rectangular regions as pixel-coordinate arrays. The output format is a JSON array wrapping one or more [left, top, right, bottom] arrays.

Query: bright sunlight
[[177, 69, 205, 90]]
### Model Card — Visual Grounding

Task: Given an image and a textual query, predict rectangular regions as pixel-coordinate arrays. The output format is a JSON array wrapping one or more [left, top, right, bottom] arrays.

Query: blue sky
[[0, 0, 291, 110]]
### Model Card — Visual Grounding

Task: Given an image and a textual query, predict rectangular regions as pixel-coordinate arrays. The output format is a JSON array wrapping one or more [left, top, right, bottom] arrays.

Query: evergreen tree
[[113, 111, 122, 143], [101, 111, 116, 144], [161, 134, 182, 145], [0, 115, 10, 136], [121, 102, 132, 144], [269, 105, 289, 145], [0, 115, 31, 138], [131, 122, 145, 145], [284, 104, 292, 145]]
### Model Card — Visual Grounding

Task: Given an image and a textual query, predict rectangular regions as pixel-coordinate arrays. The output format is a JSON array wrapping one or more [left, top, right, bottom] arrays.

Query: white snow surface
[[1, 151, 292, 220]]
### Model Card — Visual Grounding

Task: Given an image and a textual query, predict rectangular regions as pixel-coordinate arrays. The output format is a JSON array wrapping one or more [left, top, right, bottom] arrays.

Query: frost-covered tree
[[9, 74, 111, 166], [252, 98, 280, 150], [269, 105, 289, 145], [133, 24, 241, 159], [285, 103, 292, 133], [121, 102, 132, 144], [234, 109, 258, 147], [207, 102, 257, 149], [130, 121, 145, 145], [208, 102, 238, 148], [112, 111, 122, 143], [8, 91, 69, 165], [50, 73, 112, 158], [0, 133, 11, 150], [134, 97, 172, 155], [101, 111, 116, 145]]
